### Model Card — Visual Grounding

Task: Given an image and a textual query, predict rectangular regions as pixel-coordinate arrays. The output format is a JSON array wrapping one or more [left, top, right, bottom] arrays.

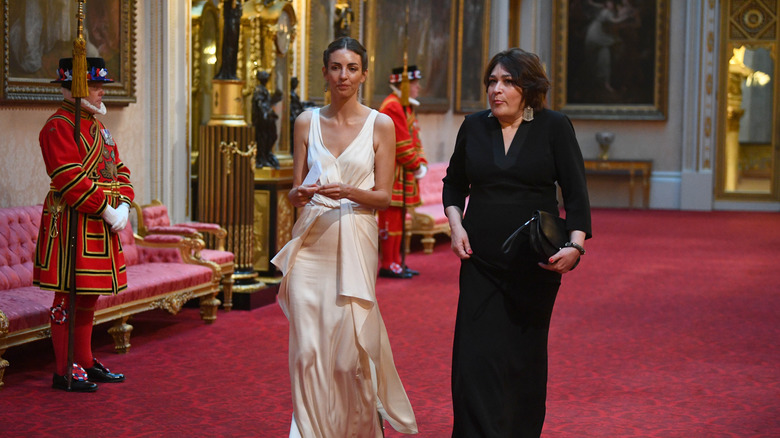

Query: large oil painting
[[365, 0, 455, 112], [456, 0, 491, 113], [552, 0, 669, 119], [1, 0, 136, 104]]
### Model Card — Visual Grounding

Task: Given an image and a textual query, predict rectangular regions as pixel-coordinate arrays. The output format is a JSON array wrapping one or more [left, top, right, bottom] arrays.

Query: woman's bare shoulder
[[373, 111, 394, 130]]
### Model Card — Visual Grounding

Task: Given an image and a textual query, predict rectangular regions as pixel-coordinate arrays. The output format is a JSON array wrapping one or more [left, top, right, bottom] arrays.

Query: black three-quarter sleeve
[[550, 112, 592, 239], [442, 116, 470, 212]]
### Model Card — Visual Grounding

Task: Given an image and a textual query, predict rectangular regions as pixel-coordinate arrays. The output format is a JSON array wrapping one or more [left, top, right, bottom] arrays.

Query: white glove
[[414, 163, 428, 179], [102, 204, 120, 228], [111, 203, 130, 233]]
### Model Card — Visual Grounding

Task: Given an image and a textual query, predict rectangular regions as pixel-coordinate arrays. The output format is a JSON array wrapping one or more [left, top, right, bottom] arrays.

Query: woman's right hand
[[290, 184, 319, 208], [450, 224, 472, 259]]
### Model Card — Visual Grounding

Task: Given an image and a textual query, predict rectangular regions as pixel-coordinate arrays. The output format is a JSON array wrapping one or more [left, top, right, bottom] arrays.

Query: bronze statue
[[253, 70, 282, 168], [334, 1, 354, 38], [214, 0, 243, 80], [289, 76, 314, 155]]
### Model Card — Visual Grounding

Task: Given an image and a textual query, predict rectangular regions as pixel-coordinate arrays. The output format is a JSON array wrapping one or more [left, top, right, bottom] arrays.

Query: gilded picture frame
[[1, 0, 137, 105], [455, 0, 491, 113], [552, 0, 669, 120], [364, 0, 456, 112]]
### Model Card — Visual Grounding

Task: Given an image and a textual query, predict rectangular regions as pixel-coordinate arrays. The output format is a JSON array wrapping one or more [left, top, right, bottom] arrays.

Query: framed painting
[[364, 0, 456, 112], [552, 0, 669, 120], [455, 0, 491, 113], [1, 0, 137, 105]]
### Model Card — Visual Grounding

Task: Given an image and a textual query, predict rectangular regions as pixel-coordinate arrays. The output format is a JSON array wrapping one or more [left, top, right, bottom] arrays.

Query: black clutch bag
[[501, 210, 574, 267]]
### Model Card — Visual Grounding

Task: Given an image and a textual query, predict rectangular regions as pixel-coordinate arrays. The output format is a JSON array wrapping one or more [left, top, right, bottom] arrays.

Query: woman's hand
[[318, 182, 352, 201], [290, 184, 318, 208], [450, 224, 472, 259], [539, 247, 581, 273]]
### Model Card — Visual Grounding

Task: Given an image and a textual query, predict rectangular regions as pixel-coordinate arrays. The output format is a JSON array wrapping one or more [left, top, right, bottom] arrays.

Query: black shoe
[[403, 266, 420, 276], [86, 359, 125, 383], [378, 268, 413, 279], [52, 374, 98, 392]]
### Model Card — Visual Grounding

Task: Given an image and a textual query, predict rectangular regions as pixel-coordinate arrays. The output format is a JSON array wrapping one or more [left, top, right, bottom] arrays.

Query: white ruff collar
[[389, 84, 420, 107], [61, 89, 108, 116]]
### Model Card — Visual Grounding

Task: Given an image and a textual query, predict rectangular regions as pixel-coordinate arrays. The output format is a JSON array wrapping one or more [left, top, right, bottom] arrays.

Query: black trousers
[[451, 259, 561, 438]]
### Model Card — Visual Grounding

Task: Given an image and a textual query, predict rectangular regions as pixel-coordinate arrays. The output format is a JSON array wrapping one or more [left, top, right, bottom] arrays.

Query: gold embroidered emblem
[[99, 146, 118, 180]]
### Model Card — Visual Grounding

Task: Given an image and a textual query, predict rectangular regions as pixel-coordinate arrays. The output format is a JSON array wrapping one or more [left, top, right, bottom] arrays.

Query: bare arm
[[288, 111, 318, 208], [317, 112, 395, 210]]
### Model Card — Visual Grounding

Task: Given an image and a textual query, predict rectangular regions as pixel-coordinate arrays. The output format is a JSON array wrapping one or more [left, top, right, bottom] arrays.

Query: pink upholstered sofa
[[405, 162, 452, 254], [133, 200, 235, 311], [0, 205, 221, 389]]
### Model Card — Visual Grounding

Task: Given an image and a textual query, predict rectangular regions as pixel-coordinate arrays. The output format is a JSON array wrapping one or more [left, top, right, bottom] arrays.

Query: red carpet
[[1, 209, 778, 437]]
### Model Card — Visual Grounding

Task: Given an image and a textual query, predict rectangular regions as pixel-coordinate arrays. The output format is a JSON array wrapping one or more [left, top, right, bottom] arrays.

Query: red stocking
[[50, 293, 69, 376], [378, 207, 404, 270], [74, 294, 98, 367], [50, 293, 99, 375]]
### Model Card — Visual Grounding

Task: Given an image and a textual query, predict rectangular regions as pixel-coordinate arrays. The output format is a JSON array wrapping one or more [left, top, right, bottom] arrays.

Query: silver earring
[[522, 106, 534, 122]]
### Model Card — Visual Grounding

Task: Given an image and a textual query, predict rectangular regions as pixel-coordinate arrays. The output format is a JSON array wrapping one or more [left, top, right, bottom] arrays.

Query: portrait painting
[[365, 0, 455, 112], [552, 0, 669, 119], [456, 0, 491, 113], [1, 0, 136, 104]]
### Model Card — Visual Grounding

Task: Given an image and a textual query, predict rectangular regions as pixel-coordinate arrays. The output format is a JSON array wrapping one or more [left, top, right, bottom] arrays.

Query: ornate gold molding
[[151, 291, 195, 315], [0, 310, 8, 337]]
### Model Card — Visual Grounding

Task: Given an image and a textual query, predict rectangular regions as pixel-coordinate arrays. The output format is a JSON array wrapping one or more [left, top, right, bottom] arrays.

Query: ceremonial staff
[[399, 1, 411, 272], [66, 0, 90, 390]]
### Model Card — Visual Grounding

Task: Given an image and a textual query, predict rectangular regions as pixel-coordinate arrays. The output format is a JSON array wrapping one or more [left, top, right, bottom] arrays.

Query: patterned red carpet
[[1, 209, 778, 437]]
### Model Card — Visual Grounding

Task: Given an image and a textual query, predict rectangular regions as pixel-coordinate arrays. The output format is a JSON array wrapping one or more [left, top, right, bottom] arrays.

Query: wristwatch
[[563, 241, 586, 255]]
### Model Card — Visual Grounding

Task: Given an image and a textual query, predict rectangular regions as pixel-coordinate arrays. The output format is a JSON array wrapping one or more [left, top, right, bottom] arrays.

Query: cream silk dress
[[272, 108, 418, 437]]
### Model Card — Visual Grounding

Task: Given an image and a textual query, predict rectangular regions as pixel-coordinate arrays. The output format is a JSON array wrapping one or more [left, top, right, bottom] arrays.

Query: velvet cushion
[[96, 263, 214, 310], [0, 205, 42, 290], [200, 249, 234, 265], [141, 204, 171, 228], [0, 287, 52, 332], [178, 222, 223, 232], [118, 226, 139, 267], [417, 162, 447, 206], [413, 204, 450, 226], [146, 225, 199, 236], [139, 238, 185, 264]]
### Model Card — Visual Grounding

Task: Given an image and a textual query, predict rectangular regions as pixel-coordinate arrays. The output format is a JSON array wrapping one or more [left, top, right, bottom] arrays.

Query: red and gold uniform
[[378, 92, 427, 273], [34, 99, 134, 294], [35, 56, 130, 391]]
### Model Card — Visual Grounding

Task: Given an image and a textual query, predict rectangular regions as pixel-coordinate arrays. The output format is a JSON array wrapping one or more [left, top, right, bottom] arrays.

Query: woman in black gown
[[443, 48, 592, 437]]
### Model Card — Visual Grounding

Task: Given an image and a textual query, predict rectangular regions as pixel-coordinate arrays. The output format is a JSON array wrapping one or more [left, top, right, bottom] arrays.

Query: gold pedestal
[[198, 124, 267, 308], [208, 80, 248, 127], [253, 164, 295, 277]]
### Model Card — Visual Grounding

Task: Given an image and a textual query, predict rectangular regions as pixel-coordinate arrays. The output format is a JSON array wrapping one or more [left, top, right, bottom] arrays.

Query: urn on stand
[[595, 131, 615, 161]]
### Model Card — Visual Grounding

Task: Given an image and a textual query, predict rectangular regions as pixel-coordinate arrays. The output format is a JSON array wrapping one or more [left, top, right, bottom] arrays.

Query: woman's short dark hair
[[483, 48, 550, 111], [323, 37, 368, 72]]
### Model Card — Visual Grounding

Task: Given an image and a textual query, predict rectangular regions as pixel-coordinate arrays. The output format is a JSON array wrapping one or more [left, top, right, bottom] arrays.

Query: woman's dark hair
[[483, 48, 550, 111], [323, 37, 368, 72]]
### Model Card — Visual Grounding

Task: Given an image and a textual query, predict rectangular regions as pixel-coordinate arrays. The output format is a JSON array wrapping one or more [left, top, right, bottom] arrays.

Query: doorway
[[716, 1, 779, 201]]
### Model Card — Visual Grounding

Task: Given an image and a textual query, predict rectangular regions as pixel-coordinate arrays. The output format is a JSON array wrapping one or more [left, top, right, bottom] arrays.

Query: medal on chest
[[100, 128, 115, 145]]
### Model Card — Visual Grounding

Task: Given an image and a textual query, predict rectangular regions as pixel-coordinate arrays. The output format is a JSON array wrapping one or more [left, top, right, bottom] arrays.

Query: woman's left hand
[[539, 247, 581, 273], [318, 182, 352, 200]]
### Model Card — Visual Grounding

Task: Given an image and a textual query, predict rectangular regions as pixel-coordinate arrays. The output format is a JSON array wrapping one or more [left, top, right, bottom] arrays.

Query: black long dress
[[443, 109, 592, 438]]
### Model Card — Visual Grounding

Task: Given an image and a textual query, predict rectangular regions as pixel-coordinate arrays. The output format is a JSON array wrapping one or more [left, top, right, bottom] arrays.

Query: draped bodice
[[307, 107, 378, 209]]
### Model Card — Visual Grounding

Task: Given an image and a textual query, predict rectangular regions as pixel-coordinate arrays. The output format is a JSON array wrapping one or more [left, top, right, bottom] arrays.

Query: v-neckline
[[491, 116, 531, 169], [317, 109, 372, 160]]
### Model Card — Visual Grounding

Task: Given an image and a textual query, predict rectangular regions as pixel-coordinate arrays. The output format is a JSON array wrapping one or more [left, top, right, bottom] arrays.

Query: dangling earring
[[522, 106, 534, 122]]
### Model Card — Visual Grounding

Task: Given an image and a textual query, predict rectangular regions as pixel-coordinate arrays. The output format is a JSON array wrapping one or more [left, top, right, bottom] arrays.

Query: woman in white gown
[[271, 37, 418, 437]]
